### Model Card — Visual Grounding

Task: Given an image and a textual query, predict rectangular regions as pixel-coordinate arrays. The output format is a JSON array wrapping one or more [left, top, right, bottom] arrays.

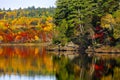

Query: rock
[[66, 41, 79, 47], [46, 42, 79, 51]]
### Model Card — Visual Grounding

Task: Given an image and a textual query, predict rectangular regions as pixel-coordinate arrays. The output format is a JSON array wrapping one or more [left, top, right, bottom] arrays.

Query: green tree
[[92, 0, 119, 26], [113, 10, 120, 39], [54, 0, 120, 46], [53, 19, 69, 46], [94, 0, 119, 15], [54, 0, 96, 45]]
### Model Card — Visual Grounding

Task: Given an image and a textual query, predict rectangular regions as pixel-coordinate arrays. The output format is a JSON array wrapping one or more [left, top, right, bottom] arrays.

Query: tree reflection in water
[[0, 46, 120, 80], [0, 46, 55, 80], [53, 52, 120, 80]]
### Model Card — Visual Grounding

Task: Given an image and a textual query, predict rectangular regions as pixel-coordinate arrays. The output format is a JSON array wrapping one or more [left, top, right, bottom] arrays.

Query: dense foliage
[[54, 0, 120, 46], [0, 7, 55, 43], [113, 10, 120, 39]]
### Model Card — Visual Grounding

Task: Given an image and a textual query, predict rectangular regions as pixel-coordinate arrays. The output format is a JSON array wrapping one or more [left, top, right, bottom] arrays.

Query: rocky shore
[[86, 46, 120, 53], [46, 42, 79, 51], [46, 42, 120, 53]]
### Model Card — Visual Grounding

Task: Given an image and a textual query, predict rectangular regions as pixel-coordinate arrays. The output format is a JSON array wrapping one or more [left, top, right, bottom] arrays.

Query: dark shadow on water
[[53, 51, 120, 80]]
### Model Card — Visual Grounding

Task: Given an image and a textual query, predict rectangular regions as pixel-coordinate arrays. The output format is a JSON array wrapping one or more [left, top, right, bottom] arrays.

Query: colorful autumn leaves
[[0, 16, 54, 43]]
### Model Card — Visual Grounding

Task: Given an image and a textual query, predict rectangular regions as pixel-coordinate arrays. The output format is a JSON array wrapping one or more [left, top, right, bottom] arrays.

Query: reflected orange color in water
[[0, 46, 54, 75]]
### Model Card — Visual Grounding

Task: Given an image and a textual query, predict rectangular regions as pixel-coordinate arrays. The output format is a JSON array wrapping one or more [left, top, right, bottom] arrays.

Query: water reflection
[[0, 46, 120, 80], [0, 46, 56, 80], [52, 53, 120, 80], [0, 75, 56, 80]]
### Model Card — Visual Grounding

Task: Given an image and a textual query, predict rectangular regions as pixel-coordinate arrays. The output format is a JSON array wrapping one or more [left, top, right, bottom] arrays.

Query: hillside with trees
[[0, 0, 120, 48], [0, 6, 55, 43], [53, 0, 120, 48]]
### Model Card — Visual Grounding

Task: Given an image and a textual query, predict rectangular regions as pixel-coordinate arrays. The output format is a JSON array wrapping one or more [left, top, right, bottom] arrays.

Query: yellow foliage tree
[[0, 20, 8, 30], [6, 11, 17, 19], [42, 16, 54, 31], [0, 35, 3, 41], [43, 21, 53, 31], [34, 35, 40, 41], [46, 16, 53, 22], [113, 10, 120, 39], [101, 13, 116, 30], [11, 17, 29, 26]]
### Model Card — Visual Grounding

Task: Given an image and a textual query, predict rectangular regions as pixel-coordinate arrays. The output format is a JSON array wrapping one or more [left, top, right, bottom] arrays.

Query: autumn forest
[[0, 0, 120, 80], [0, 7, 55, 43]]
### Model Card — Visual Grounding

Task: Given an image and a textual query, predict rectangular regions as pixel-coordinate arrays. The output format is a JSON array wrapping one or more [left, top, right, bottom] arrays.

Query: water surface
[[0, 45, 120, 80]]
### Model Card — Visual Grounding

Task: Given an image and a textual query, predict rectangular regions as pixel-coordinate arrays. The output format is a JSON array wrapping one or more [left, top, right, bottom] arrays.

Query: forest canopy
[[0, 0, 120, 46], [0, 7, 55, 43], [53, 0, 120, 46]]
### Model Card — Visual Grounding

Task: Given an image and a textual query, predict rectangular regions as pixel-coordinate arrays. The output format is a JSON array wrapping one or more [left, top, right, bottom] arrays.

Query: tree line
[[53, 0, 120, 46], [0, 7, 55, 43]]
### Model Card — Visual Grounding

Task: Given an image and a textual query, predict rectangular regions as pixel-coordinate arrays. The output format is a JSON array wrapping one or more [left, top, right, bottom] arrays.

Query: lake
[[0, 45, 120, 80]]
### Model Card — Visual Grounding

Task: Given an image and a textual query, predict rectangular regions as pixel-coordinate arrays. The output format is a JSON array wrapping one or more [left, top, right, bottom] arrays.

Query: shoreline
[[46, 44, 120, 53], [0, 42, 51, 46], [0, 43, 120, 54]]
